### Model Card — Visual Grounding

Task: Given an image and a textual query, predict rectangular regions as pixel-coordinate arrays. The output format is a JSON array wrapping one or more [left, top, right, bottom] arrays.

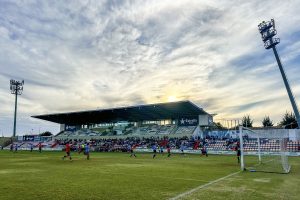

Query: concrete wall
[[199, 114, 213, 126], [60, 124, 65, 132]]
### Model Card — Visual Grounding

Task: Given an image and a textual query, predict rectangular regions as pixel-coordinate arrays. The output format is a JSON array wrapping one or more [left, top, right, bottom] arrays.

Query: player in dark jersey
[[180, 143, 185, 156], [167, 144, 171, 157], [235, 142, 241, 163], [14, 143, 18, 153], [79, 143, 85, 154], [159, 145, 164, 155], [152, 144, 157, 159], [84, 143, 90, 160], [201, 146, 208, 157], [38, 143, 42, 153], [30, 143, 33, 152], [62, 142, 72, 161]]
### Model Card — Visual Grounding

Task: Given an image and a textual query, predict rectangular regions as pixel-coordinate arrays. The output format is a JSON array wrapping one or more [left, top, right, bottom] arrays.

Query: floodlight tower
[[258, 19, 300, 128], [10, 79, 24, 137]]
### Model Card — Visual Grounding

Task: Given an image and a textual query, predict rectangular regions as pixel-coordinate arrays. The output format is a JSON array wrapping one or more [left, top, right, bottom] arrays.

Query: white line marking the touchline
[[169, 171, 241, 200]]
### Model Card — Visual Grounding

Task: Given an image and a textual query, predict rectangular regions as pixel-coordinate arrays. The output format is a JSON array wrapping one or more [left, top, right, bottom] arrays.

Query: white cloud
[[1, 0, 300, 136]]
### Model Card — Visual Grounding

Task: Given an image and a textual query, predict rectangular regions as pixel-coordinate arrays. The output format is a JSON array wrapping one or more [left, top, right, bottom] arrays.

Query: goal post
[[239, 126, 291, 174]]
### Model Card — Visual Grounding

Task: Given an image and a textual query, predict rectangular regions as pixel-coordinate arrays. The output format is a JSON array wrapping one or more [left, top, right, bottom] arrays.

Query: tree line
[[242, 111, 298, 129], [213, 111, 298, 129]]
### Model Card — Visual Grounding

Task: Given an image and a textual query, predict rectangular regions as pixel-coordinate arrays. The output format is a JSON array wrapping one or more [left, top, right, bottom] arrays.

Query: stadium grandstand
[[31, 101, 213, 139], [2, 100, 298, 156]]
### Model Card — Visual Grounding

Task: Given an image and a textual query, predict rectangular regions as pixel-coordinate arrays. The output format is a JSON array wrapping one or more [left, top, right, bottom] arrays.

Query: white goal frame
[[239, 126, 291, 173]]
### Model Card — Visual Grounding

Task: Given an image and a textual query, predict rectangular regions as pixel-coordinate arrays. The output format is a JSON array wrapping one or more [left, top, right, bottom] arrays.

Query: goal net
[[239, 126, 291, 174]]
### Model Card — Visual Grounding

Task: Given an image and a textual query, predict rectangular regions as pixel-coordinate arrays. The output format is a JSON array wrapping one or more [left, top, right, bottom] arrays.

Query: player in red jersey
[[62, 142, 72, 161], [129, 144, 137, 157], [167, 144, 171, 157], [77, 144, 82, 154], [38, 143, 42, 153]]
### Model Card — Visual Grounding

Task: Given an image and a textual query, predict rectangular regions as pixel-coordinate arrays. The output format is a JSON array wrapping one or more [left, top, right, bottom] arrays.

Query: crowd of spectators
[[55, 136, 239, 152]]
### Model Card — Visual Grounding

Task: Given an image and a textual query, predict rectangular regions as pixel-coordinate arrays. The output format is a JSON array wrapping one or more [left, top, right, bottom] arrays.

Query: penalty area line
[[169, 171, 241, 200]]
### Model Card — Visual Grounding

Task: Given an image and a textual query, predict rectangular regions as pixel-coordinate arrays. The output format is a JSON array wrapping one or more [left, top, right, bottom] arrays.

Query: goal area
[[239, 126, 291, 174]]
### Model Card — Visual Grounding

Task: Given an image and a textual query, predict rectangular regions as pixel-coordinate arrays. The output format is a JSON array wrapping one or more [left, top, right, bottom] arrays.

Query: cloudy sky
[[1, 0, 300, 136]]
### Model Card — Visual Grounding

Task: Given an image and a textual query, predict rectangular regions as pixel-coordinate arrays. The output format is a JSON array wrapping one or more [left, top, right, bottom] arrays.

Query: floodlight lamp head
[[261, 28, 277, 42], [271, 19, 275, 28], [258, 20, 274, 34], [258, 19, 280, 49], [9, 79, 24, 95]]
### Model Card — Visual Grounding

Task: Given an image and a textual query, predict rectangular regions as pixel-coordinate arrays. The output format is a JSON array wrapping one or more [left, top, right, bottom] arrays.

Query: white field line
[[169, 171, 241, 200]]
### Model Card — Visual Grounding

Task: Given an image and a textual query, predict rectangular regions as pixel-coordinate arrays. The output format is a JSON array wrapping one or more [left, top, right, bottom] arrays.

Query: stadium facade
[[32, 101, 213, 137]]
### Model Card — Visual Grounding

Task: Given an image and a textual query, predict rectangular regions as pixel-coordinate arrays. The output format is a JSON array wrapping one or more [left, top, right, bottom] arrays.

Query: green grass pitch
[[0, 150, 299, 200]]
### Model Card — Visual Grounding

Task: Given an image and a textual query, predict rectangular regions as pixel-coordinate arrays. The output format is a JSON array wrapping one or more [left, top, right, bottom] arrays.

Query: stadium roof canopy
[[32, 101, 209, 125]]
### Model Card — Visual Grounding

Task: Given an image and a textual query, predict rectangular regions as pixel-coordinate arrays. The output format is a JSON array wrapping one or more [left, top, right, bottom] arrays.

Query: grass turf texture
[[0, 151, 299, 200]]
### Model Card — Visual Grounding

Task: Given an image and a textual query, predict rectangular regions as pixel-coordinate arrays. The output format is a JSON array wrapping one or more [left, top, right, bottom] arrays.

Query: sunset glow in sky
[[1, 0, 300, 136]]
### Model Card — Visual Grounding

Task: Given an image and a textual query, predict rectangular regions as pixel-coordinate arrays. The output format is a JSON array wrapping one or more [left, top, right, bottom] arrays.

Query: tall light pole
[[258, 19, 300, 128], [10, 79, 24, 137]]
